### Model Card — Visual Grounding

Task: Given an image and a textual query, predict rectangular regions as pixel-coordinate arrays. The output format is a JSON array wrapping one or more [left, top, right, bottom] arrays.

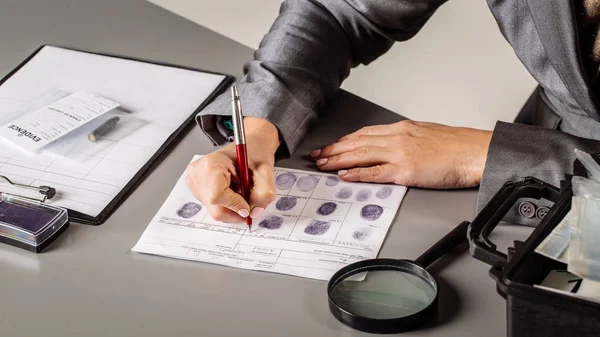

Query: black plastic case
[[466, 172, 600, 337]]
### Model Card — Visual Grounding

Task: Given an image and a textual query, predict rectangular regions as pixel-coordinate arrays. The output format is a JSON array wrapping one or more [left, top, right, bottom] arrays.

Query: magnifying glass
[[327, 221, 469, 334]]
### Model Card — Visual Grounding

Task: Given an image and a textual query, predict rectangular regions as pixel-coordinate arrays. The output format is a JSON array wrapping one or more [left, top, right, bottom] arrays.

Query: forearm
[[197, 0, 360, 157], [196, 0, 448, 157]]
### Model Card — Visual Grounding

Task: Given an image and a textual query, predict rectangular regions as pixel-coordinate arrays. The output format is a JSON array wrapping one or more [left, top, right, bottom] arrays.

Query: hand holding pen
[[185, 87, 281, 228]]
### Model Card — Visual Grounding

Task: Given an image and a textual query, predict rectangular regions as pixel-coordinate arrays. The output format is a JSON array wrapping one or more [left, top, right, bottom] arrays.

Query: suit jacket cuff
[[478, 121, 564, 226], [196, 81, 317, 159]]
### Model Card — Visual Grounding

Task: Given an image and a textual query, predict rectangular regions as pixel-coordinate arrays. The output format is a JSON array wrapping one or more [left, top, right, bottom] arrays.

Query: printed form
[[132, 155, 407, 280]]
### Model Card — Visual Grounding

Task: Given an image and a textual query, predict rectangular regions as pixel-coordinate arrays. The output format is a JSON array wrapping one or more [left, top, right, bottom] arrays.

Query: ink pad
[[0, 194, 69, 252]]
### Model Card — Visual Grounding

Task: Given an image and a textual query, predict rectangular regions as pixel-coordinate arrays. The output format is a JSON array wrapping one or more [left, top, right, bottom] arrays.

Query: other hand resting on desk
[[311, 120, 493, 189]]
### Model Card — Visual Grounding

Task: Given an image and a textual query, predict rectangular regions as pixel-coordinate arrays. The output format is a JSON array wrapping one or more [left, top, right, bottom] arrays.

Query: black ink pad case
[[0, 194, 69, 253]]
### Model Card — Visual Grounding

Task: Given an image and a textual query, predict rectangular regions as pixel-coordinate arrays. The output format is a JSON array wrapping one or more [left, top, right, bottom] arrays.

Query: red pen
[[231, 86, 252, 231]]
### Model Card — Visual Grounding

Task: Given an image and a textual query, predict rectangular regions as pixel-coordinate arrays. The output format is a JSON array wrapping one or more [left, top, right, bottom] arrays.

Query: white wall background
[[147, 0, 537, 130]]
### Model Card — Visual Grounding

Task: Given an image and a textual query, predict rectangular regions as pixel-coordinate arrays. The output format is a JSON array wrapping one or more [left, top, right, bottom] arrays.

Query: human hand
[[310, 120, 493, 189], [186, 117, 280, 223]]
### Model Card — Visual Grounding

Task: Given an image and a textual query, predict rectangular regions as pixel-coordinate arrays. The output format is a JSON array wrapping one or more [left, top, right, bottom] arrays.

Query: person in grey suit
[[185, 0, 600, 226]]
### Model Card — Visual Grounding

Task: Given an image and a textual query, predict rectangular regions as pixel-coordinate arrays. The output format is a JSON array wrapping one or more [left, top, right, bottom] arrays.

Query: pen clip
[[0, 191, 51, 204], [0, 175, 56, 202]]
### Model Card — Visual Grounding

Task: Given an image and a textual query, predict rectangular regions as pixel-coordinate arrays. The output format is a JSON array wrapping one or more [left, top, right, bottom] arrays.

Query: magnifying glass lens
[[329, 269, 437, 320]]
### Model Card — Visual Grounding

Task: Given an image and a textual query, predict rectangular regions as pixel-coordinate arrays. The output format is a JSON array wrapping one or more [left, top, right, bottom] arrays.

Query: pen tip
[[245, 217, 252, 231], [231, 85, 239, 99]]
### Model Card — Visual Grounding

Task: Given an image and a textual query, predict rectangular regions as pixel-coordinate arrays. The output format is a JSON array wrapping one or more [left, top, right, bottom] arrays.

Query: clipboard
[[0, 44, 234, 226]]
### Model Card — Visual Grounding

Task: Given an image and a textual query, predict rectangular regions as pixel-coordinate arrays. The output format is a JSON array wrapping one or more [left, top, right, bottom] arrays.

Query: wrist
[[244, 117, 281, 154], [467, 130, 493, 184]]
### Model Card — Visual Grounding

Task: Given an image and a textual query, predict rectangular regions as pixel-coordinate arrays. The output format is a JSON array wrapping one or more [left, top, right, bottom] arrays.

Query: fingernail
[[338, 170, 348, 176], [311, 149, 321, 157], [316, 158, 328, 166], [238, 209, 250, 218], [250, 207, 265, 218]]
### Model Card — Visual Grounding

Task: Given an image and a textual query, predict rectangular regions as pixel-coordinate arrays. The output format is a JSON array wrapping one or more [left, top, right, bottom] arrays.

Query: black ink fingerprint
[[352, 228, 370, 241], [325, 176, 341, 186], [275, 196, 297, 211], [376, 186, 393, 200], [176, 202, 202, 218], [304, 220, 331, 235], [336, 187, 353, 200], [296, 175, 318, 192], [258, 215, 284, 230], [275, 173, 296, 190], [356, 188, 372, 202], [317, 202, 337, 216], [360, 204, 384, 221]]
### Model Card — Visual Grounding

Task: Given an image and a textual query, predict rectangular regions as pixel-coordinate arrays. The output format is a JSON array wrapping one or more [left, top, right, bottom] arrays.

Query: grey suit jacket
[[196, 0, 600, 226]]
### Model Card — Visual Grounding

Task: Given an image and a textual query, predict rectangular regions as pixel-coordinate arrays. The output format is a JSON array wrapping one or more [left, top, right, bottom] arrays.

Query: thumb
[[214, 188, 252, 218], [249, 164, 276, 219]]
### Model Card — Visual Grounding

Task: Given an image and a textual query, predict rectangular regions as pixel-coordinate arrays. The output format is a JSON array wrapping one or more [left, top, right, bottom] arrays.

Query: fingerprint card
[[133, 156, 409, 281]]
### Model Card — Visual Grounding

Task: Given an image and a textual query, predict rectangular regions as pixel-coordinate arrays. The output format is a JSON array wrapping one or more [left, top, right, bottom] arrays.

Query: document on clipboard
[[0, 45, 233, 225]]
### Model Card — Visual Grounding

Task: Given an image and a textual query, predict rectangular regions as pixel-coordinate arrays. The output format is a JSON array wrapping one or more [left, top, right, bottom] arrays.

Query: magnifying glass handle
[[415, 221, 470, 268]]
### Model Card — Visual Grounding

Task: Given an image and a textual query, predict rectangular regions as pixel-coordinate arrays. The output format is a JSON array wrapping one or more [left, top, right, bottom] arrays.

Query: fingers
[[248, 164, 276, 219], [205, 205, 247, 223], [338, 164, 395, 183], [315, 135, 390, 159], [186, 155, 251, 223], [210, 187, 252, 217], [338, 120, 415, 142], [311, 121, 418, 159], [343, 124, 396, 139], [316, 146, 390, 171]]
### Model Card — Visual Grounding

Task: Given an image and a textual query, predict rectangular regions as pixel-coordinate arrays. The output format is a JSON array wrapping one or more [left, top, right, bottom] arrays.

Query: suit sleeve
[[477, 121, 600, 226], [196, 0, 448, 157]]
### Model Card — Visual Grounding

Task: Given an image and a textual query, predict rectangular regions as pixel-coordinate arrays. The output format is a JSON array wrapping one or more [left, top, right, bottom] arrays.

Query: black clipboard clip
[[0, 175, 56, 202]]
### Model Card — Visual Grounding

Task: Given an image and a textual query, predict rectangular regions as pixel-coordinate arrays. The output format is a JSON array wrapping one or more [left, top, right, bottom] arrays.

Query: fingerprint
[[356, 189, 372, 202], [275, 196, 297, 211], [376, 186, 393, 200], [258, 215, 284, 230], [360, 204, 384, 221], [352, 228, 371, 241], [304, 220, 331, 235], [325, 176, 341, 186], [275, 173, 296, 190], [176, 202, 202, 218], [296, 175, 319, 192], [317, 202, 337, 216], [336, 187, 353, 200]]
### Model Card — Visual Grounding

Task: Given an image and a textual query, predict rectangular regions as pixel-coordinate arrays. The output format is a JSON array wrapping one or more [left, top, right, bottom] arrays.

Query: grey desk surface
[[0, 1, 534, 336]]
